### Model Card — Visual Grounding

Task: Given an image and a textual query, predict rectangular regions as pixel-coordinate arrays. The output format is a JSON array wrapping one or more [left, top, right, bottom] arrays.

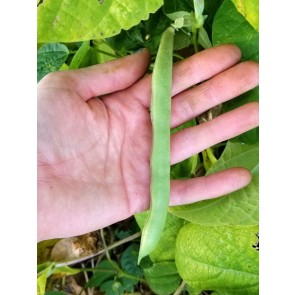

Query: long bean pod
[[138, 26, 175, 263]]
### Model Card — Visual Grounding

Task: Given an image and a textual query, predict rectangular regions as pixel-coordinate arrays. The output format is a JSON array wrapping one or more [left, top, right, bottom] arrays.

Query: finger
[[171, 61, 259, 128], [131, 44, 242, 108], [171, 102, 259, 164], [170, 167, 252, 206], [39, 49, 150, 101]]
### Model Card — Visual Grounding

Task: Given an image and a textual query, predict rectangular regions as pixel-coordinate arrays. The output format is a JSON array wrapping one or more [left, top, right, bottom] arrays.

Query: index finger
[[130, 44, 242, 108], [38, 49, 150, 101]]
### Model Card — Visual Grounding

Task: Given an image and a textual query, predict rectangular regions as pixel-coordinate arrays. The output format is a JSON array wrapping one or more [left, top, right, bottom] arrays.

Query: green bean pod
[[138, 26, 175, 263]]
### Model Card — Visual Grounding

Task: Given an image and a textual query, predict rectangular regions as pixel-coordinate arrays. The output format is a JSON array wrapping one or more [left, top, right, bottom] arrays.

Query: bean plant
[[37, 0, 259, 294]]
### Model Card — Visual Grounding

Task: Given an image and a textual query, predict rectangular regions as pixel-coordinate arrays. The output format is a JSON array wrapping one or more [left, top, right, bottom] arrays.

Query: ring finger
[[171, 102, 259, 165], [171, 60, 259, 129]]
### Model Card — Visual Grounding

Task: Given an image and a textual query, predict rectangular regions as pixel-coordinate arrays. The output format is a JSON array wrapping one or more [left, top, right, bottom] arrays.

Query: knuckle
[[39, 70, 75, 87]]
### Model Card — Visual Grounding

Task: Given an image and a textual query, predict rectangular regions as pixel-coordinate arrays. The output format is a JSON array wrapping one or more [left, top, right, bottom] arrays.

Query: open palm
[[37, 45, 258, 241]]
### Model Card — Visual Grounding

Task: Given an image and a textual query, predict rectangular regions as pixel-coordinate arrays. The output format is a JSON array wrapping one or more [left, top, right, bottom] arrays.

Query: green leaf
[[221, 75, 259, 146], [169, 142, 259, 225], [198, 26, 212, 49], [105, 23, 145, 55], [193, 0, 205, 27], [223, 87, 259, 113], [105, 8, 172, 55], [120, 277, 138, 292], [94, 42, 117, 64], [45, 292, 66, 295], [37, 272, 48, 295], [78, 46, 98, 68], [142, 11, 172, 55], [37, 261, 53, 274], [100, 280, 122, 295], [208, 142, 258, 175], [175, 223, 259, 294], [120, 244, 143, 277], [170, 153, 199, 180], [86, 260, 117, 288], [165, 11, 191, 23], [53, 265, 81, 276], [170, 119, 199, 179], [163, 0, 193, 14], [37, 0, 164, 43], [37, 43, 69, 82], [231, 0, 259, 31], [143, 262, 182, 295], [100, 277, 135, 295], [230, 127, 259, 145], [223, 86, 259, 145], [171, 118, 196, 135], [212, 0, 259, 61], [173, 29, 192, 51], [69, 40, 90, 69], [193, 0, 205, 17], [135, 212, 184, 262], [203, 0, 224, 39], [37, 263, 55, 295]]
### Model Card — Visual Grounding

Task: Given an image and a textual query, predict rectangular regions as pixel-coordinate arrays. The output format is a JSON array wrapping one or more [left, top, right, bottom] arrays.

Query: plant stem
[[173, 280, 186, 295], [100, 229, 120, 270], [173, 53, 185, 60], [95, 48, 120, 59], [81, 262, 93, 295], [192, 26, 198, 53], [81, 263, 89, 283], [100, 229, 146, 283]]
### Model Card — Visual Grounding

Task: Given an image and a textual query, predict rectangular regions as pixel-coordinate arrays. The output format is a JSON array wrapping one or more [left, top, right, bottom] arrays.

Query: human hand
[[37, 45, 258, 241]]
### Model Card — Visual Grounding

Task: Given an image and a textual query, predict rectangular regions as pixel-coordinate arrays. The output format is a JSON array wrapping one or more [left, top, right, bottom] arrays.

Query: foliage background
[[37, 0, 259, 294]]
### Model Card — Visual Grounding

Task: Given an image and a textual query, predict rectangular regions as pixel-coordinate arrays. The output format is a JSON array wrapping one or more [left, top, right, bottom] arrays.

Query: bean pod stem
[[138, 26, 175, 263]]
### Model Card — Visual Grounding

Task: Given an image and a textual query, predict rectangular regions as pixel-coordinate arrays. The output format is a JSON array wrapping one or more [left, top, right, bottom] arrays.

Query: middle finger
[[171, 60, 259, 129]]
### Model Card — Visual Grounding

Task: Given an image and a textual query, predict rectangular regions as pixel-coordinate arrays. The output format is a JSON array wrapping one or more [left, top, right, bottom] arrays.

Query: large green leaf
[[135, 212, 185, 262], [212, 0, 259, 61], [37, 0, 164, 43], [105, 8, 171, 55], [231, 0, 259, 31], [169, 142, 259, 225], [208, 141, 258, 175], [175, 223, 259, 294], [143, 262, 182, 295]]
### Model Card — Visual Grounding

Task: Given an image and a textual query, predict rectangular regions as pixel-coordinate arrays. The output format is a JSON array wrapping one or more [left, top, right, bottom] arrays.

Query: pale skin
[[38, 44, 259, 242]]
